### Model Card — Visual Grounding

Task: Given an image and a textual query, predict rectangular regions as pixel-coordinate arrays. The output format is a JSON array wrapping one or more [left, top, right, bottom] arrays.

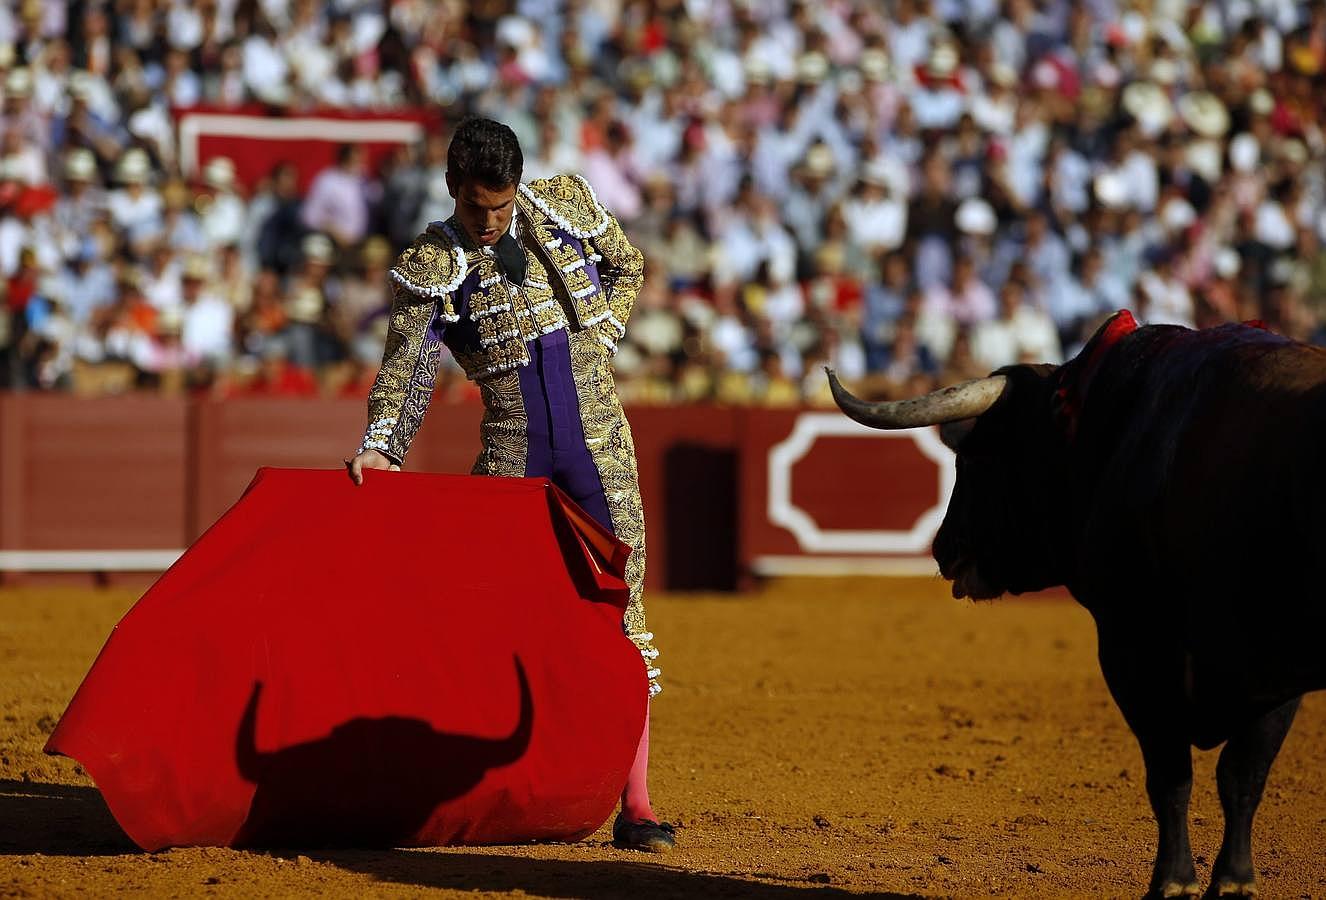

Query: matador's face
[[447, 177, 518, 247]]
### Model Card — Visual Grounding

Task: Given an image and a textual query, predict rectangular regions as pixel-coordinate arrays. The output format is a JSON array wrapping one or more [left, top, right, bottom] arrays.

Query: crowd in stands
[[3, 0, 1326, 406]]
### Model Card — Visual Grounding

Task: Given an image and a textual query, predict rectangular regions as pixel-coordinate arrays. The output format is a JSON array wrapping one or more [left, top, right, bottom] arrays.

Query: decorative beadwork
[[470, 368, 528, 478], [390, 238, 467, 301], [470, 303, 513, 321], [518, 174, 611, 240], [570, 327, 656, 692]]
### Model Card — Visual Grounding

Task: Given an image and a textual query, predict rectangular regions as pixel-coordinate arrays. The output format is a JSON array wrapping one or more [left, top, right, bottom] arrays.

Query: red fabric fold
[[45, 468, 647, 851]]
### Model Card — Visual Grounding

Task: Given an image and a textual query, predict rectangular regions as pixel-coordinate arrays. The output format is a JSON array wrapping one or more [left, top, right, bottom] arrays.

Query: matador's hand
[[344, 449, 401, 486]]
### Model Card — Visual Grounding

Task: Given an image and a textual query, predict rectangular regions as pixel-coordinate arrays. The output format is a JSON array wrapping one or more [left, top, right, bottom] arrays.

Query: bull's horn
[[825, 369, 1008, 429]]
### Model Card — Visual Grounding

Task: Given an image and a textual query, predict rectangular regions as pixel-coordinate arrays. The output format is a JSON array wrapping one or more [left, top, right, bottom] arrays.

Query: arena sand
[[1, 577, 1323, 898]]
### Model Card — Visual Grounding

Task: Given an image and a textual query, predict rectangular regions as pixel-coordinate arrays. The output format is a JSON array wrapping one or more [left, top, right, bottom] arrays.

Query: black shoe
[[612, 812, 676, 852]]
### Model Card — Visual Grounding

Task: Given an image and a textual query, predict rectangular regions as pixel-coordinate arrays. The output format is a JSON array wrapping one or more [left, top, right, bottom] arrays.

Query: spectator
[[256, 162, 307, 275], [972, 279, 1063, 370], [179, 255, 234, 368], [4, 0, 1326, 399], [301, 144, 371, 249]]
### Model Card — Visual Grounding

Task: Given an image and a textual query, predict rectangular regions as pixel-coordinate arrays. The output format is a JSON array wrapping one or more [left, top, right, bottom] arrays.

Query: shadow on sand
[[0, 781, 921, 897], [0, 779, 134, 855], [302, 848, 926, 899]]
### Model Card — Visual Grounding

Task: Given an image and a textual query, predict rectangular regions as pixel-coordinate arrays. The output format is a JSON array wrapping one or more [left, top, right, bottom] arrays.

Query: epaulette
[[389, 225, 468, 305], [519, 174, 611, 240]]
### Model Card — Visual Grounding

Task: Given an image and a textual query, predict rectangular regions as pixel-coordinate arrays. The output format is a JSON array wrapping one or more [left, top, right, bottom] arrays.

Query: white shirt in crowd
[[108, 188, 163, 237], [182, 292, 236, 364], [972, 305, 1063, 369]]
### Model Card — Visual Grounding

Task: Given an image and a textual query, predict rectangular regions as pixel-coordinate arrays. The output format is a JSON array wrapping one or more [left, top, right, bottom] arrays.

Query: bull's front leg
[[1210, 696, 1301, 897], [1137, 732, 1200, 897]]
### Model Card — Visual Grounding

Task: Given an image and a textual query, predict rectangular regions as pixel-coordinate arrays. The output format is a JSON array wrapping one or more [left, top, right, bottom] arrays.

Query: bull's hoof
[[1147, 880, 1201, 898], [1212, 879, 1257, 897]]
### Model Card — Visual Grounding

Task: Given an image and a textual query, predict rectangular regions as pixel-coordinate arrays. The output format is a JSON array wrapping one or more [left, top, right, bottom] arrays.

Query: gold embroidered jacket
[[359, 174, 644, 463]]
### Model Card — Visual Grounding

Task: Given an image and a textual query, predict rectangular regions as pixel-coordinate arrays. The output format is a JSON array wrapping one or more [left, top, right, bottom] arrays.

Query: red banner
[[172, 105, 443, 193]]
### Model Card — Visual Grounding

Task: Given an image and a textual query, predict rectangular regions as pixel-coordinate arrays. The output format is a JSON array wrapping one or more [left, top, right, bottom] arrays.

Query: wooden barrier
[[0, 394, 190, 555], [0, 394, 953, 587]]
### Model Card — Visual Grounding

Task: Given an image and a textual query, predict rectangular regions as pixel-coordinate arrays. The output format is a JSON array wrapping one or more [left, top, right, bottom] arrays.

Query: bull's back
[[1073, 326, 1326, 724]]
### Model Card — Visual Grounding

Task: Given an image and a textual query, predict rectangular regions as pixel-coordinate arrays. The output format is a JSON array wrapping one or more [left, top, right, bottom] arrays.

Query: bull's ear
[[939, 418, 976, 451]]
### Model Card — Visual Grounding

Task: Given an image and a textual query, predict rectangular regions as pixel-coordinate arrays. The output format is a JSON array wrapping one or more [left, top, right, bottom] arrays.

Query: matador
[[346, 118, 672, 851]]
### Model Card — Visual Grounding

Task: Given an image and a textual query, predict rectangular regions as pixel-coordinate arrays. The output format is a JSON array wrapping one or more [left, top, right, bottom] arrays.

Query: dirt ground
[[1, 577, 1323, 899]]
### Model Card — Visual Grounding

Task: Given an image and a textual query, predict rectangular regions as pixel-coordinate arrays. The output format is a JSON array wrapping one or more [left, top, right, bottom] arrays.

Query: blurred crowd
[[4, 0, 1326, 406]]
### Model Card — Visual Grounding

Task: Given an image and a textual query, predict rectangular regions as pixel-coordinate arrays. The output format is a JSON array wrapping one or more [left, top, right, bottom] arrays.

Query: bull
[[827, 311, 1326, 897]]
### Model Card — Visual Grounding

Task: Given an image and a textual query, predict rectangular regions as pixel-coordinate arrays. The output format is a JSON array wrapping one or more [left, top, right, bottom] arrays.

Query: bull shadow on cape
[[234, 656, 533, 848]]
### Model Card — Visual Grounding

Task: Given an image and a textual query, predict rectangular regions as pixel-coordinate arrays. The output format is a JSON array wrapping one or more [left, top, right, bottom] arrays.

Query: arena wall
[[0, 395, 951, 588]]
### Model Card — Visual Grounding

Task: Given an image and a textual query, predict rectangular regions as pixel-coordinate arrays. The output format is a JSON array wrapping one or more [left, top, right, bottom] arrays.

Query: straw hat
[[862, 158, 891, 188], [1281, 139, 1308, 166], [287, 285, 325, 323], [181, 254, 212, 282], [202, 156, 236, 191], [64, 148, 97, 182], [955, 197, 997, 236], [925, 43, 959, 80], [796, 52, 829, 85], [1121, 81, 1173, 135], [1093, 171, 1129, 209], [1214, 247, 1241, 279], [1249, 89, 1274, 116], [4, 67, 31, 98], [1159, 197, 1196, 232], [743, 55, 772, 86], [1148, 58, 1180, 86], [1177, 91, 1229, 139], [115, 148, 152, 185], [859, 48, 890, 83], [301, 233, 335, 265], [156, 306, 184, 335], [802, 144, 834, 178], [988, 62, 1017, 89]]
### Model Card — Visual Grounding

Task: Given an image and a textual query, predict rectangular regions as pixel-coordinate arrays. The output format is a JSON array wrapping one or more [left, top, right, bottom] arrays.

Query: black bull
[[829, 315, 1326, 897]]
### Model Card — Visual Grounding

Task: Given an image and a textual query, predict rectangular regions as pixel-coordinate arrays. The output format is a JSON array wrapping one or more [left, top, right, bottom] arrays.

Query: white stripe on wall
[[0, 551, 184, 571], [750, 556, 940, 577]]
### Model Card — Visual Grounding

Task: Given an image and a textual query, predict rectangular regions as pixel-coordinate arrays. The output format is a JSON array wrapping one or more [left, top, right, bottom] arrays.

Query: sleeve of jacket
[[587, 209, 644, 344], [356, 233, 465, 465]]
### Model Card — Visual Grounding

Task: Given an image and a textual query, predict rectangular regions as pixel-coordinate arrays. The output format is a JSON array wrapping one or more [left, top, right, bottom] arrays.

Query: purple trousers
[[517, 329, 613, 533]]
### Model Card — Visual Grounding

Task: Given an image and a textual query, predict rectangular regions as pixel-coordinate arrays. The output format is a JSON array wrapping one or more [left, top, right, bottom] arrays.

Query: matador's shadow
[[233, 657, 532, 848]]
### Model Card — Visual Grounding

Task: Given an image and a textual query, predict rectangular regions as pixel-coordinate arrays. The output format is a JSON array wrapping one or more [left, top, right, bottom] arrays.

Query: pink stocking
[[619, 705, 657, 823]]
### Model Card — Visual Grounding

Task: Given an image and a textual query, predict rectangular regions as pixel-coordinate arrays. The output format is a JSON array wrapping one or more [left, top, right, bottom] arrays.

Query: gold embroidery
[[390, 232, 463, 320], [471, 369, 528, 477], [567, 328, 657, 693], [512, 251, 565, 338], [521, 174, 610, 238], [362, 285, 443, 464], [587, 211, 644, 332]]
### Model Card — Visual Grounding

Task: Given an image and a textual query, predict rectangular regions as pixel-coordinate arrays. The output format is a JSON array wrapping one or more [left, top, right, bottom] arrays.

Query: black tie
[[494, 231, 527, 286]]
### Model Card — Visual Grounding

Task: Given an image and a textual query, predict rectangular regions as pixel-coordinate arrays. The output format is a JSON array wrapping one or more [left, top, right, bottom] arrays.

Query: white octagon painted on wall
[[766, 413, 956, 554]]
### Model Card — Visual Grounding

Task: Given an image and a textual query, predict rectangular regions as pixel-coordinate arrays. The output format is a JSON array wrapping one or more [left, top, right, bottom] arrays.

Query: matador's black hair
[[447, 117, 523, 188]]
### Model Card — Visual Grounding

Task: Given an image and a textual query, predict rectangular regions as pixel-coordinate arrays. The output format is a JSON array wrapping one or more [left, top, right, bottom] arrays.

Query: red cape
[[45, 468, 648, 850]]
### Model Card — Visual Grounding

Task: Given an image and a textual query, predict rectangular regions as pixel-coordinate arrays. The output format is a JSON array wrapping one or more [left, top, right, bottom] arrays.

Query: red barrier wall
[[0, 394, 190, 551], [1, 395, 953, 587]]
